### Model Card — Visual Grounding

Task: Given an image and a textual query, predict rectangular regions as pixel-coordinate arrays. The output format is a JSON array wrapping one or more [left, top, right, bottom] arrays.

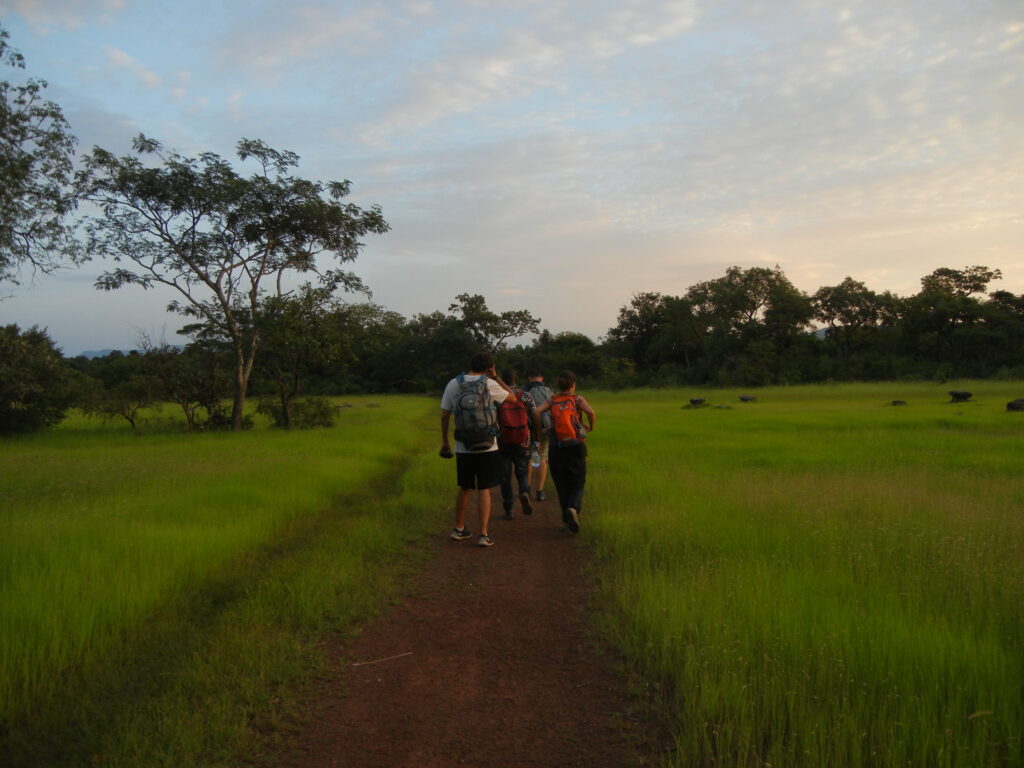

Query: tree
[[907, 265, 1002, 371], [75, 135, 389, 429], [254, 284, 343, 429], [399, 310, 478, 390], [605, 292, 669, 368], [812, 277, 899, 356], [920, 265, 1002, 298], [0, 25, 80, 285], [317, 302, 410, 392], [80, 374, 160, 429], [0, 324, 76, 434], [138, 339, 232, 431], [682, 266, 813, 383], [525, 330, 603, 380], [447, 293, 541, 351]]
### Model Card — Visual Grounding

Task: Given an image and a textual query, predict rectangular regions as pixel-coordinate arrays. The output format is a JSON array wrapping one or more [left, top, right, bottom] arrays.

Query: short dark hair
[[502, 368, 517, 385], [469, 351, 494, 373], [557, 370, 576, 391], [526, 366, 544, 378]]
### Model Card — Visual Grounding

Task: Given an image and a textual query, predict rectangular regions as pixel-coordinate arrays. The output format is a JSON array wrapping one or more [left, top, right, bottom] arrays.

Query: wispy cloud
[[103, 45, 162, 88], [1, 0, 125, 28]]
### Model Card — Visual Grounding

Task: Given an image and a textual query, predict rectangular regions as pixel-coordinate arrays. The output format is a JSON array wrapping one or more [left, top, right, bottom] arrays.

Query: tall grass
[[0, 397, 451, 765], [588, 382, 1023, 767]]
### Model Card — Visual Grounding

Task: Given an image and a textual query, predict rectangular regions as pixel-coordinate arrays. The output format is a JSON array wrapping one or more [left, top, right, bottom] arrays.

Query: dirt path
[[277, 492, 656, 768]]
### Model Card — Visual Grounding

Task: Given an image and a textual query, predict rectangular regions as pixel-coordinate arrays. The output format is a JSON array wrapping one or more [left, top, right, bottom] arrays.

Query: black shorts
[[455, 450, 503, 490]]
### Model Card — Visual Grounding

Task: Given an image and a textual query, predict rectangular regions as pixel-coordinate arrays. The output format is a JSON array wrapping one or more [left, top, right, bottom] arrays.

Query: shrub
[[256, 396, 335, 429], [0, 324, 76, 434]]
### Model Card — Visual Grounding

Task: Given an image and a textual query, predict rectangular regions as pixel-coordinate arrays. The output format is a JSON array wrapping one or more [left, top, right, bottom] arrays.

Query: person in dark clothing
[[496, 369, 537, 519], [531, 370, 596, 533]]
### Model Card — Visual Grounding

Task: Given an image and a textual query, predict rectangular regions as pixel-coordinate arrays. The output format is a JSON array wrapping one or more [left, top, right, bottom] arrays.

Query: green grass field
[[0, 396, 451, 766], [587, 381, 1023, 767], [3, 383, 1022, 767]]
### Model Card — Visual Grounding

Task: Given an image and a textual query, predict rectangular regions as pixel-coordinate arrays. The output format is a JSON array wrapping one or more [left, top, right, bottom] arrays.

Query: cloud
[[103, 45, 162, 88], [1, 0, 125, 28], [217, 2, 393, 79], [357, 0, 701, 143]]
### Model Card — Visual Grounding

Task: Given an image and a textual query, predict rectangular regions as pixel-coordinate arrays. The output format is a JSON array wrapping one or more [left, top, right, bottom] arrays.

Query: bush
[[0, 324, 76, 434], [256, 397, 335, 429]]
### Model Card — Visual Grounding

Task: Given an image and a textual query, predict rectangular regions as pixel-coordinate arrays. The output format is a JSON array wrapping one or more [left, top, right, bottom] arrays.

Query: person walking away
[[524, 369, 553, 501], [496, 369, 537, 519], [440, 352, 516, 547], [531, 370, 596, 534]]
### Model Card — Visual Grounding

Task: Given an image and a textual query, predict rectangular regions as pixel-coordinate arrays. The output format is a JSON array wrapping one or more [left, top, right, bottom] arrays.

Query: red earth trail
[[275, 491, 660, 768]]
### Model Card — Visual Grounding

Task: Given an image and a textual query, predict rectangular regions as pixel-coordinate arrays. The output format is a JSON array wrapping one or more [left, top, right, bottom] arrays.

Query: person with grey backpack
[[524, 369, 553, 501], [440, 352, 516, 547]]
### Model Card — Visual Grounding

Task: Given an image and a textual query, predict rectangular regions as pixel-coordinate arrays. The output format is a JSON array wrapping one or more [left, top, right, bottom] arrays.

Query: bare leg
[[454, 488, 472, 530], [536, 459, 548, 494], [477, 488, 492, 536]]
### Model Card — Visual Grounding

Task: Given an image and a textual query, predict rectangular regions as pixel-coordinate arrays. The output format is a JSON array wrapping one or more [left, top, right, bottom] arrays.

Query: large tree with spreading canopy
[[0, 25, 80, 286], [75, 135, 389, 429]]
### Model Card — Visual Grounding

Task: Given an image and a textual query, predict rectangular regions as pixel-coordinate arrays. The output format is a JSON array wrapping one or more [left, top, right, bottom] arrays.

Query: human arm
[[486, 364, 516, 401], [439, 409, 453, 457], [532, 399, 549, 438], [522, 390, 539, 444], [578, 397, 596, 433]]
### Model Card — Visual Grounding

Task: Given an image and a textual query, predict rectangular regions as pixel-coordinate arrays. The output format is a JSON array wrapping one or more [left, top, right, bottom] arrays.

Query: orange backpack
[[548, 394, 584, 446]]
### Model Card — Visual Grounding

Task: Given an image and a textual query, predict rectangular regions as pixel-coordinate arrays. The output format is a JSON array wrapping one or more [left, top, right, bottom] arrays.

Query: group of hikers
[[439, 352, 597, 548]]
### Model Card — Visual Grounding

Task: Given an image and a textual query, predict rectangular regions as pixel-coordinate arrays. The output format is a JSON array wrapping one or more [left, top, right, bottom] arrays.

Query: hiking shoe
[[477, 534, 494, 547], [566, 508, 579, 533], [520, 492, 533, 516], [450, 527, 472, 540], [535, 490, 545, 502]]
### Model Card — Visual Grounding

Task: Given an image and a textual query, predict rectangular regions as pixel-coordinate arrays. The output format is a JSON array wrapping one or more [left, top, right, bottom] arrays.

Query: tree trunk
[[231, 333, 258, 431]]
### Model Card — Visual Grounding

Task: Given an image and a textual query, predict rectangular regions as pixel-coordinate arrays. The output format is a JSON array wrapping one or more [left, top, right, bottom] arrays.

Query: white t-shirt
[[441, 374, 510, 453]]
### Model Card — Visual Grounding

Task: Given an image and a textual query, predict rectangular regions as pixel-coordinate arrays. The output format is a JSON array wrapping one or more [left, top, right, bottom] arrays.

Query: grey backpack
[[527, 381, 554, 430], [453, 374, 498, 450]]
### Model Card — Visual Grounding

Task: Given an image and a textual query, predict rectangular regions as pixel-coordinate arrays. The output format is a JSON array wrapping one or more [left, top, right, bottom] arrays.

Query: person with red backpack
[[496, 369, 537, 520], [531, 370, 596, 534]]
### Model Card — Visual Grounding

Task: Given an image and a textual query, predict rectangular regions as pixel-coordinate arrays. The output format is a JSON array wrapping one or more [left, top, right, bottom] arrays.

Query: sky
[[1, 0, 1022, 356]]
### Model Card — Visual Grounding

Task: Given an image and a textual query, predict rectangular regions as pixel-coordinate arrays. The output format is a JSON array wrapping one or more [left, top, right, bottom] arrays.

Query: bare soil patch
[[276, 492, 658, 768]]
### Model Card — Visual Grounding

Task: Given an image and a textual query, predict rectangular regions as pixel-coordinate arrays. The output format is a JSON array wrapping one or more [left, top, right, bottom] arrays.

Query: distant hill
[[75, 346, 181, 358], [75, 349, 132, 359]]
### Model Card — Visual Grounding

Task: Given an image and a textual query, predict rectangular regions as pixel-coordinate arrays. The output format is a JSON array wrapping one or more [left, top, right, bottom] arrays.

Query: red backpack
[[498, 389, 531, 446], [548, 394, 584, 446]]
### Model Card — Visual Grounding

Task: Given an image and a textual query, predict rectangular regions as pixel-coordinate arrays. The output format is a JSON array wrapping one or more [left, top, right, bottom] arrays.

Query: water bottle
[[530, 446, 541, 468]]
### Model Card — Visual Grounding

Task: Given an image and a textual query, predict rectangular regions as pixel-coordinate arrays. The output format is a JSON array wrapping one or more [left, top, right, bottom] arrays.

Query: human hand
[[439, 444, 454, 459]]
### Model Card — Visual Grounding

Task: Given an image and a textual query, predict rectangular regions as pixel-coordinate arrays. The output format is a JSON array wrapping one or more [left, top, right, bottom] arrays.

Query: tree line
[[1, 24, 1022, 435], [5, 260, 1023, 435]]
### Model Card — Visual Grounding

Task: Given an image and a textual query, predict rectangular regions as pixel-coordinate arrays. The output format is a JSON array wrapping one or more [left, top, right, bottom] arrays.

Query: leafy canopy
[[0, 25, 80, 285]]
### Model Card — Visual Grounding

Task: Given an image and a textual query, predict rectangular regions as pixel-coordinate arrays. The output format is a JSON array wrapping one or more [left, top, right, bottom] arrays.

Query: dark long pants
[[548, 443, 587, 516], [499, 444, 531, 510]]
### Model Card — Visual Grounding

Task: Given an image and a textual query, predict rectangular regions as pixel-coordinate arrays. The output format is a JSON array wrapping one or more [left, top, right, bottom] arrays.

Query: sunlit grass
[[0, 396, 448, 764], [587, 381, 1023, 767]]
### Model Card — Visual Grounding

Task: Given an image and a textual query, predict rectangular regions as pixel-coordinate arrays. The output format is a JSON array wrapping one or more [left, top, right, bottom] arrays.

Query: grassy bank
[[0, 396, 451, 766], [587, 381, 1023, 767]]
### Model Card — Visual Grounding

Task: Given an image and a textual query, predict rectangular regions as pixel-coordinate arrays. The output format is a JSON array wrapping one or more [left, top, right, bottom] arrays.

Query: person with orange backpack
[[496, 369, 537, 520], [531, 370, 596, 533]]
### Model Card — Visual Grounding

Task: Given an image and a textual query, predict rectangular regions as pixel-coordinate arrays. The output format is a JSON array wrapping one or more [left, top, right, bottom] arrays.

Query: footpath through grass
[[0, 396, 450, 767], [587, 381, 1023, 768]]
